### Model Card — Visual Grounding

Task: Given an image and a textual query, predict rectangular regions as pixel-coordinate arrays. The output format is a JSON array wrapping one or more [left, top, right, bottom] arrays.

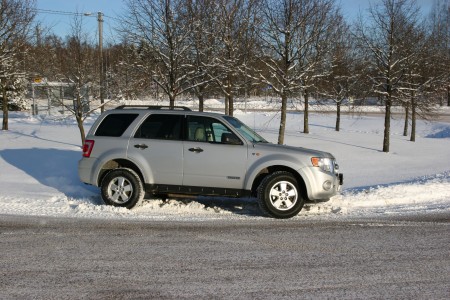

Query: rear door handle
[[134, 144, 148, 149], [188, 147, 204, 153]]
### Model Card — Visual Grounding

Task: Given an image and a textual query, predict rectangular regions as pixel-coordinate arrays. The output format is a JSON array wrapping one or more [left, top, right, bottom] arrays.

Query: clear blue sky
[[338, 0, 434, 20], [34, 0, 436, 42], [35, 0, 125, 42]]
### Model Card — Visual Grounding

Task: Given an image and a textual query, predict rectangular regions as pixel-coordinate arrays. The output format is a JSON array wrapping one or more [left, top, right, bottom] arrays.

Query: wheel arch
[[97, 159, 145, 186], [250, 165, 307, 199]]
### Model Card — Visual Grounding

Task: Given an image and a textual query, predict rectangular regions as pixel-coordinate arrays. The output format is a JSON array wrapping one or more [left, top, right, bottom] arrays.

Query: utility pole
[[98, 12, 104, 112]]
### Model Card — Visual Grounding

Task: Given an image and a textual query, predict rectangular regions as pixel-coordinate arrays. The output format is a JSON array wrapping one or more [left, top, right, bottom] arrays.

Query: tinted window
[[186, 116, 241, 144], [95, 114, 138, 137], [134, 114, 182, 140]]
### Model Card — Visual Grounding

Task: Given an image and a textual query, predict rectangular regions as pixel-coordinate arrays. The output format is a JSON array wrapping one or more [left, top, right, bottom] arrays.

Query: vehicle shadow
[[140, 195, 264, 217], [145, 196, 324, 218], [0, 148, 100, 201], [11, 130, 81, 148], [190, 196, 263, 217]]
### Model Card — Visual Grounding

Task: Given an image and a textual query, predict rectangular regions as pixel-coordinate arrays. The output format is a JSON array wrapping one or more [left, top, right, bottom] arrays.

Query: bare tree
[[257, 0, 336, 144], [106, 39, 154, 100], [122, 0, 196, 108], [212, 0, 259, 116], [428, 0, 450, 107], [27, 32, 64, 81], [0, 0, 35, 130], [354, 0, 422, 152], [257, 0, 309, 144], [319, 14, 361, 131], [56, 15, 98, 145], [396, 20, 437, 141], [185, 0, 217, 112], [296, 0, 338, 134]]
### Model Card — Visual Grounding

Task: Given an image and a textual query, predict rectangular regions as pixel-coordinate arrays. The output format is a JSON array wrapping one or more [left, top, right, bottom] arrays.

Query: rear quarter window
[[134, 114, 182, 140], [95, 113, 138, 137]]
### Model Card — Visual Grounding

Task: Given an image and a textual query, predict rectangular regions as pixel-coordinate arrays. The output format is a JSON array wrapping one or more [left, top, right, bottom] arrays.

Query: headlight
[[311, 157, 335, 173]]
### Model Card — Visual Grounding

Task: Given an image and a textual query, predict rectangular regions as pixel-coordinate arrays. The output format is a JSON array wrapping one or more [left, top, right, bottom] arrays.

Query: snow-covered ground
[[1, 100, 450, 221]]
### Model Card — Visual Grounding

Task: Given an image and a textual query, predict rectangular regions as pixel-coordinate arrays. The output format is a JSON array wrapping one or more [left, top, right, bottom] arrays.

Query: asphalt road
[[1, 213, 449, 299]]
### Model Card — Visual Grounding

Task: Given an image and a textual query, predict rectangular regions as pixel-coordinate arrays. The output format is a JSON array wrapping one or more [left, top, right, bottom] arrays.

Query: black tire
[[257, 171, 304, 218], [100, 168, 144, 209]]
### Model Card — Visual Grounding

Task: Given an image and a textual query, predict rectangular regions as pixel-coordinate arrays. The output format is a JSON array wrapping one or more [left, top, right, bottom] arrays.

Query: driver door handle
[[188, 147, 204, 153], [134, 144, 148, 149]]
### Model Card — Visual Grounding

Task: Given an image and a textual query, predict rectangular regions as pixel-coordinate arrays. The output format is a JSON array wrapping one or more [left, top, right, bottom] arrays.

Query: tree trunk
[[74, 95, 86, 146], [228, 94, 234, 117], [303, 89, 309, 134], [383, 96, 391, 153], [226, 75, 233, 116], [224, 95, 229, 116], [335, 101, 341, 132], [278, 93, 287, 145], [2, 89, 8, 131], [169, 94, 175, 109], [403, 102, 409, 137], [447, 85, 450, 107], [198, 93, 204, 112], [76, 113, 86, 146], [410, 96, 416, 142]]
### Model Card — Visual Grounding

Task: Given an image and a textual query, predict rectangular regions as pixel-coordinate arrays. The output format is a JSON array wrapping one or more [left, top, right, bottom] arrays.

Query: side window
[[212, 122, 229, 140], [186, 116, 241, 144], [187, 116, 210, 142], [95, 114, 138, 137], [134, 114, 182, 140]]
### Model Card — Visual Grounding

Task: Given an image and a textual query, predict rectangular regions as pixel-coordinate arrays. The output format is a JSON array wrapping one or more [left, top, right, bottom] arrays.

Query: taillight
[[82, 140, 95, 157]]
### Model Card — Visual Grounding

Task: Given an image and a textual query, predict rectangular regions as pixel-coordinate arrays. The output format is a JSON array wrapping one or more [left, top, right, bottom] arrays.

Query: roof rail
[[115, 105, 191, 111]]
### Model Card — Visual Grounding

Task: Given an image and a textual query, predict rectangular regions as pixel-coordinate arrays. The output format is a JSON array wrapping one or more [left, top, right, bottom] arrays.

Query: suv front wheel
[[257, 171, 304, 219], [100, 168, 144, 209]]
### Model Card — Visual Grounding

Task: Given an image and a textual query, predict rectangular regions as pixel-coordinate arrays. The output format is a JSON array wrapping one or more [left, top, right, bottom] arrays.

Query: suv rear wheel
[[100, 168, 144, 209], [257, 171, 304, 218]]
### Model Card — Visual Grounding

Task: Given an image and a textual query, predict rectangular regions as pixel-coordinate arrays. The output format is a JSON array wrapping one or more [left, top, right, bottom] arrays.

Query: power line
[[32, 8, 89, 17], [32, 7, 121, 43], [32, 8, 120, 21]]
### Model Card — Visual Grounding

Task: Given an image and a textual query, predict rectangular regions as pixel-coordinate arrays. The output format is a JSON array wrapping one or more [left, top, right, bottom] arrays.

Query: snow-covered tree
[[296, 1, 340, 134], [0, 73, 28, 110], [122, 0, 197, 108], [319, 14, 362, 132], [256, 0, 337, 144], [105, 40, 154, 101], [428, 0, 450, 107], [185, 0, 217, 112], [354, 0, 422, 152], [210, 0, 259, 116], [395, 21, 437, 142], [55, 14, 98, 145], [0, 0, 35, 130]]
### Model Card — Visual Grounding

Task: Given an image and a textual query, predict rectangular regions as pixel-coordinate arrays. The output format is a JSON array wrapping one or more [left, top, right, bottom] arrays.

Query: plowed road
[[1, 214, 449, 299]]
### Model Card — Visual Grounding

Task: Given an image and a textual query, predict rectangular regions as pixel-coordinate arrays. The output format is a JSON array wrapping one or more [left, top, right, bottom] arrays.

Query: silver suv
[[78, 106, 343, 218]]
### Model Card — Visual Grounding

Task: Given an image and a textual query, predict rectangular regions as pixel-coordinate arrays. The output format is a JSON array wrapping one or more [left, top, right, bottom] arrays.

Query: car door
[[127, 113, 183, 185], [183, 115, 248, 189]]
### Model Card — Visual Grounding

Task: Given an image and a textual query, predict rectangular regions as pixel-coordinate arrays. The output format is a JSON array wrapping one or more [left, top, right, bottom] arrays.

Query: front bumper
[[305, 168, 343, 200]]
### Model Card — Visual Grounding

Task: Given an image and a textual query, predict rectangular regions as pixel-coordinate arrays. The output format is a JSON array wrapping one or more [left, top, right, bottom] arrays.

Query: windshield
[[224, 116, 268, 143]]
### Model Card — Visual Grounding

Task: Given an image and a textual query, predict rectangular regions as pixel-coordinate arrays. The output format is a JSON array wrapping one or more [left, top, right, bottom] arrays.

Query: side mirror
[[221, 132, 242, 145]]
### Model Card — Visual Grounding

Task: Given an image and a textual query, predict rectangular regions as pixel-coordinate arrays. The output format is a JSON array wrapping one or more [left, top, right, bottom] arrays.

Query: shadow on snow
[[0, 148, 100, 201]]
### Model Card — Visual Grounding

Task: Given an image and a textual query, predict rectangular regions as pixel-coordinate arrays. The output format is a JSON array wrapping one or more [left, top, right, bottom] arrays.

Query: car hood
[[252, 142, 334, 159]]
